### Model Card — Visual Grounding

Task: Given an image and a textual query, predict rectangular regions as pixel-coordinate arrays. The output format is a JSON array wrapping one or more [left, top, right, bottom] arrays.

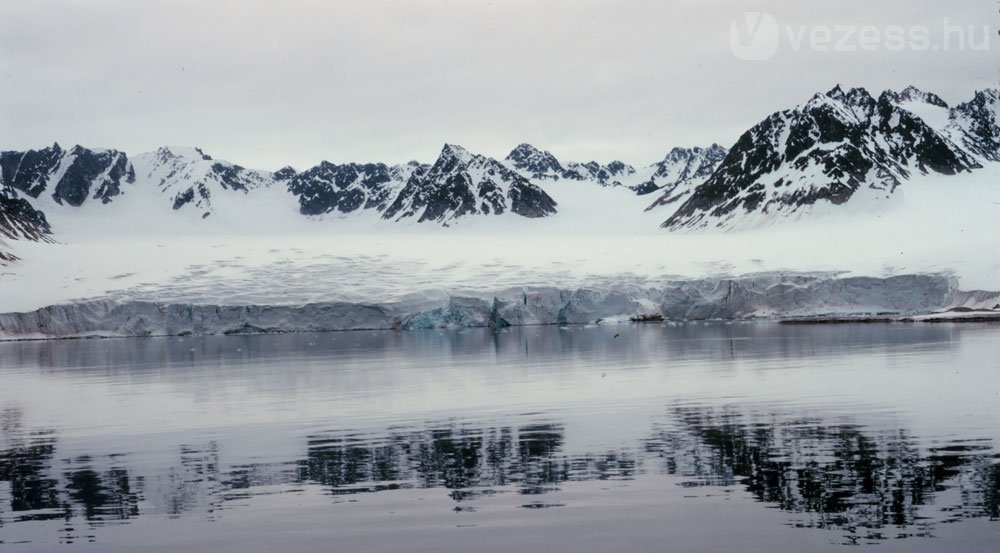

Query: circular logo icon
[[730, 12, 780, 61]]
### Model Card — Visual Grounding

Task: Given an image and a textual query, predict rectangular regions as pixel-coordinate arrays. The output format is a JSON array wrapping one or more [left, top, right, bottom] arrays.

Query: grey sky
[[1, 0, 996, 170]]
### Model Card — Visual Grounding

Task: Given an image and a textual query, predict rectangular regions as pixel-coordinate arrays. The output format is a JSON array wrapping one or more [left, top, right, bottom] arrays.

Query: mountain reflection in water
[[0, 323, 998, 547], [2, 406, 997, 542]]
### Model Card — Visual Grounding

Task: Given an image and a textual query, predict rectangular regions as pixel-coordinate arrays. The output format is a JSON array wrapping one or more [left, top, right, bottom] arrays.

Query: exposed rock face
[[663, 86, 981, 230], [0, 144, 66, 198], [2, 273, 984, 340], [384, 144, 557, 224], [287, 161, 422, 216], [561, 159, 637, 187], [948, 89, 1000, 162], [0, 192, 51, 242], [505, 143, 565, 180], [644, 144, 729, 208], [0, 143, 135, 206]]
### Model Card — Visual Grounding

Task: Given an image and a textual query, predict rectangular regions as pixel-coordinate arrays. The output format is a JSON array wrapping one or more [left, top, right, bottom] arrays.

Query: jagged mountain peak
[[154, 145, 213, 161], [970, 88, 1000, 102], [802, 85, 877, 122], [813, 84, 869, 102], [508, 143, 542, 156], [439, 143, 473, 161], [885, 85, 949, 108], [948, 88, 1000, 161], [660, 144, 726, 164], [273, 166, 297, 181], [505, 143, 565, 180]]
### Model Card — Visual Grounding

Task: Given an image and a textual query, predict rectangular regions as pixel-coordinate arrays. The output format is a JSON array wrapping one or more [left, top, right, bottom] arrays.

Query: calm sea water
[[0, 323, 998, 552]]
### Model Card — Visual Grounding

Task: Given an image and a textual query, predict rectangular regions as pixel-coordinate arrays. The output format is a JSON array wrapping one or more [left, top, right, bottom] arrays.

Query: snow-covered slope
[[130, 146, 274, 219]]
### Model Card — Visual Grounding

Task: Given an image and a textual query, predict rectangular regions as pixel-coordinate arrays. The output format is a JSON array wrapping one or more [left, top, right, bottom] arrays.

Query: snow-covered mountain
[[0, 142, 566, 242], [0, 143, 128, 257], [504, 143, 727, 199], [1, 85, 997, 247], [130, 146, 275, 218], [947, 89, 1000, 162], [504, 143, 638, 188], [285, 144, 559, 224], [662, 86, 989, 230], [384, 144, 557, 224], [505, 143, 566, 181], [643, 145, 729, 208]]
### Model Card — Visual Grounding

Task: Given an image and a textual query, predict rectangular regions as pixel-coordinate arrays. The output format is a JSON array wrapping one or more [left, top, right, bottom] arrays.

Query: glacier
[[2, 273, 997, 340]]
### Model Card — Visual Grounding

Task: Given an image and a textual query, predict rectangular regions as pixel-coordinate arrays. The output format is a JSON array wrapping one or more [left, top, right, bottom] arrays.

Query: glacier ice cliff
[[3, 273, 997, 340]]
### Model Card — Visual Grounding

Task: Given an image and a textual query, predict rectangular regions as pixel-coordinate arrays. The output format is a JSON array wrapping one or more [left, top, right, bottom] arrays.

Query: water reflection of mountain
[[2, 405, 997, 542], [644, 406, 1000, 538], [299, 423, 636, 498], [0, 408, 139, 528]]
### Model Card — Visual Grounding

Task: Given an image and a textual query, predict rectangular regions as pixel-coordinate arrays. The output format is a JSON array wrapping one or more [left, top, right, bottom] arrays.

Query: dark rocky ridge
[[0, 143, 135, 207], [287, 162, 422, 216]]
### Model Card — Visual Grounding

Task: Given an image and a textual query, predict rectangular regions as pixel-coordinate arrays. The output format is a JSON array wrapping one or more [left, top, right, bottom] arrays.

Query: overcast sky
[[1, 0, 996, 170]]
